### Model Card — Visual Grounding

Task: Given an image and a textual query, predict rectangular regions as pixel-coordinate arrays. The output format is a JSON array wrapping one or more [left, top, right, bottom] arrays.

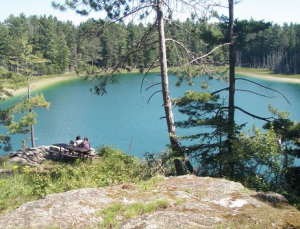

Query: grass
[[0, 169, 38, 214], [0, 146, 153, 215], [1, 149, 300, 228], [98, 199, 170, 229], [216, 203, 300, 229], [136, 175, 165, 191]]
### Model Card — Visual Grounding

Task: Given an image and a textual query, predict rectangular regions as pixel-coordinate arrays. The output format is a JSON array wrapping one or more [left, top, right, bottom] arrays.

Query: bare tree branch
[[140, 54, 160, 94], [235, 106, 275, 121], [147, 90, 162, 104], [211, 87, 229, 95], [190, 43, 230, 64], [165, 38, 198, 61], [236, 77, 291, 104], [146, 83, 162, 92], [236, 89, 278, 98], [216, 105, 274, 122], [164, 18, 208, 46]]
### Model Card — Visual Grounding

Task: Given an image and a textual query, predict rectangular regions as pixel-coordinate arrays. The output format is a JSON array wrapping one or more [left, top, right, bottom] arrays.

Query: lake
[[1, 72, 300, 158]]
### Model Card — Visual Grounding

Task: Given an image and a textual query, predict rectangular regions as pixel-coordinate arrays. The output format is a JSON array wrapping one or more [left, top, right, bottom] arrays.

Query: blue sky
[[219, 0, 300, 25], [0, 0, 299, 25]]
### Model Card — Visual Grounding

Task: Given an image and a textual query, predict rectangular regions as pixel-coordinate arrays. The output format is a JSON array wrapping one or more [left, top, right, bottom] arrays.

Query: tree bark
[[156, 0, 185, 175], [228, 0, 235, 177], [27, 80, 35, 148]]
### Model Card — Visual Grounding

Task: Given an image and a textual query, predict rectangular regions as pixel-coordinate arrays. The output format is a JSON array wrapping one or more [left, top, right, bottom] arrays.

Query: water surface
[[1, 72, 299, 157]]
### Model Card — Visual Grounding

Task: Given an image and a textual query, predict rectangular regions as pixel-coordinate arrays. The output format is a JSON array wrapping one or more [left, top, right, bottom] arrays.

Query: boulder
[[0, 175, 299, 229]]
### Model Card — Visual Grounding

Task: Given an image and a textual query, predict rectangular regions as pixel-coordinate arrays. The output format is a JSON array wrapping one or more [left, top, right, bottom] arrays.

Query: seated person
[[83, 137, 96, 157], [75, 135, 84, 147], [83, 137, 91, 149]]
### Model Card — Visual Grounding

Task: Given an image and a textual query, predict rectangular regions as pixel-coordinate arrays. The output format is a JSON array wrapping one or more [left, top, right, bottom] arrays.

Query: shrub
[[0, 145, 154, 214]]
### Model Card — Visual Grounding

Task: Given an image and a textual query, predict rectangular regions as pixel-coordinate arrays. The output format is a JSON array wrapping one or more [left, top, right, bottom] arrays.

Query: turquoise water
[[1, 72, 300, 157]]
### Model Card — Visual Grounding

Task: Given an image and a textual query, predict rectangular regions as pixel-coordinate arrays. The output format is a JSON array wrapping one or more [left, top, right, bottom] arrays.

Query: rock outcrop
[[2, 145, 96, 168], [0, 175, 299, 229], [0, 147, 299, 228]]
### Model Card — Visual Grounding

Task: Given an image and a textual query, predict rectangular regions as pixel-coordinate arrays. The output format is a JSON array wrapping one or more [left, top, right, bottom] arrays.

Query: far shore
[[235, 69, 300, 84], [9, 74, 80, 97], [7, 69, 300, 97]]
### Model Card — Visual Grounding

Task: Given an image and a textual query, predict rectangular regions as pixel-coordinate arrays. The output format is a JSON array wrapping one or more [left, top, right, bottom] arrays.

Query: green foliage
[[6, 112, 37, 134], [0, 165, 36, 214], [267, 104, 290, 119], [232, 125, 284, 191], [173, 91, 218, 105], [10, 93, 50, 112], [0, 156, 9, 166], [99, 199, 170, 228], [96, 145, 147, 186], [99, 202, 122, 228], [0, 146, 155, 214], [142, 151, 177, 177], [264, 105, 300, 158], [0, 13, 300, 77], [137, 175, 165, 190], [262, 106, 300, 208], [0, 132, 11, 152], [283, 166, 300, 209], [5, 93, 50, 147], [174, 90, 238, 177]]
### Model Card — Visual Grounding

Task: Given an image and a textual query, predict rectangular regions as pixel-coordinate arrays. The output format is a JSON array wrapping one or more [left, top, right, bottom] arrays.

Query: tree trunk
[[27, 80, 35, 148], [156, 0, 187, 175], [228, 0, 235, 177]]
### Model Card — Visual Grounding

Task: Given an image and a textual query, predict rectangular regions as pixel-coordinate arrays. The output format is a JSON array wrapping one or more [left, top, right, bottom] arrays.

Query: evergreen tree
[[0, 23, 11, 68], [6, 92, 50, 148]]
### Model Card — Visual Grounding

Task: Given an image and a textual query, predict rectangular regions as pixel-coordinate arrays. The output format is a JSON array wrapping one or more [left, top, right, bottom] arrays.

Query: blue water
[[1, 72, 300, 158]]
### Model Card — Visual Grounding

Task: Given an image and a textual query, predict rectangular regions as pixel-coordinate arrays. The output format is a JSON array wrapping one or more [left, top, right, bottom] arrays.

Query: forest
[[0, 0, 300, 212], [1, 14, 300, 76]]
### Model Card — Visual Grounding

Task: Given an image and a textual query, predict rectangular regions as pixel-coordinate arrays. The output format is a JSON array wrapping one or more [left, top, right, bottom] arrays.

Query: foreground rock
[[0, 175, 299, 229]]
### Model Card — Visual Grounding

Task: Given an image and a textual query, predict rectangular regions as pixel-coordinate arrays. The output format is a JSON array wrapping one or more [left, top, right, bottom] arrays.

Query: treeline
[[1, 14, 300, 76], [231, 20, 300, 74]]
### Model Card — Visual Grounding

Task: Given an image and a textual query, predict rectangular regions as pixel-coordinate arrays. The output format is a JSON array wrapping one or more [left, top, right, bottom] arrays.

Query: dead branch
[[190, 43, 230, 64], [145, 82, 161, 91], [235, 106, 275, 121], [236, 77, 291, 105], [165, 38, 198, 61], [148, 90, 162, 104], [164, 18, 208, 46], [211, 87, 229, 95], [216, 106, 275, 122], [140, 54, 160, 94], [148, 153, 166, 174], [236, 89, 278, 98]]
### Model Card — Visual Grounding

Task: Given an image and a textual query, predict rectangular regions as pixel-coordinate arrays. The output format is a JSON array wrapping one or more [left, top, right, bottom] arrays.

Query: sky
[[0, 0, 299, 26]]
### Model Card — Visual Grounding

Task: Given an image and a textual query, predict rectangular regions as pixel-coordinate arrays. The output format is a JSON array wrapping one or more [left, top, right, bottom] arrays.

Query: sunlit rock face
[[0, 175, 299, 229]]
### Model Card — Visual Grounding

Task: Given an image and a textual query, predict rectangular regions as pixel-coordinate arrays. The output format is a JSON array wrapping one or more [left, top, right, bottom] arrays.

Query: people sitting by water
[[82, 136, 97, 157], [75, 135, 84, 147], [83, 137, 91, 149]]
